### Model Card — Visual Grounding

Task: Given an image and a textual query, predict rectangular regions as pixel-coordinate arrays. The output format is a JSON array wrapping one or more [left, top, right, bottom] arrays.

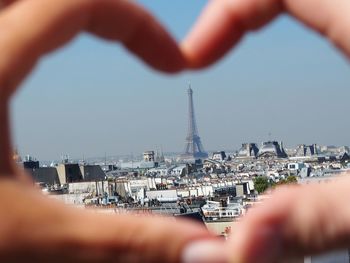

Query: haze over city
[[11, 1, 350, 161]]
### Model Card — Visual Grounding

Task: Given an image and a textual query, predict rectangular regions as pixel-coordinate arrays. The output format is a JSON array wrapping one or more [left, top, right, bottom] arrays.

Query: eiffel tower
[[181, 85, 208, 159]]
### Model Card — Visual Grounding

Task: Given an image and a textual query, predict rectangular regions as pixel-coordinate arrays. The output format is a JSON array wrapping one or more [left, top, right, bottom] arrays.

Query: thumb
[[226, 175, 350, 263], [69, 212, 217, 263], [0, 179, 217, 263]]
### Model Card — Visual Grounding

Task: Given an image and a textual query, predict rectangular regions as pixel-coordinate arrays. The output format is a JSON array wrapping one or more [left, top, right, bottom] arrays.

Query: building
[[296, 144, 318, 157], [56, 163, 83, 184], [27, 167, 60, 185], [212, 151, 227, 162], [23, 155, 39, 169], [258, 141, 288, 158], [143, 151, 155, 162], [25, 160, 106, 185], [79, 165, 106, 181], [236, 143, 259, 159]]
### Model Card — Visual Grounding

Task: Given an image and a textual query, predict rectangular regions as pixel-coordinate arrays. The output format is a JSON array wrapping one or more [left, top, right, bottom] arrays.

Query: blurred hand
[[0, 0, 189, 176], [182, 0, 350, 68], [224, 177, 350, 263], [0, 1, 214, 262], [180, 0, 350, 262], [1, 0, 350, 262]]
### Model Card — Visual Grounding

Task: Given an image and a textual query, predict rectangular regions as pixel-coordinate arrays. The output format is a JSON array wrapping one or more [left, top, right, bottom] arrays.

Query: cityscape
[[12, 82, 350, 262], [14, 86, 350, 240]]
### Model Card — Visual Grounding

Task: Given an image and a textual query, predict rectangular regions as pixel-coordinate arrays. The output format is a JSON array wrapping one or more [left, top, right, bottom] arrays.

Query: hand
[[181, 0, 350, 68], [180, 0, 350, 262], [0, 1, 215, 262], [0, 179, 217, 263], [224, 178, 350, 263], [0, 0, 188, 176]]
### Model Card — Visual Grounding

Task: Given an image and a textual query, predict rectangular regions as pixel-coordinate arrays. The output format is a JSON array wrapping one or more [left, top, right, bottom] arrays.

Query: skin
[[181, 0, 350, 68], [0, 0, 213, 262], [181, 0, 350, 262], [1, 0, 350, 262]]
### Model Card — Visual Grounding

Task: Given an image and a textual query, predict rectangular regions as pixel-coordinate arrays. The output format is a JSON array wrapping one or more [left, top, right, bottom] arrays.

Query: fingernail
[[181, 240, 229, 263]]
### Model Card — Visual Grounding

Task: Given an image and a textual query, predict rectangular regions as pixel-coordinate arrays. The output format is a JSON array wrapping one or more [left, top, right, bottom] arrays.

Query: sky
[[11, 1, 350, 161]]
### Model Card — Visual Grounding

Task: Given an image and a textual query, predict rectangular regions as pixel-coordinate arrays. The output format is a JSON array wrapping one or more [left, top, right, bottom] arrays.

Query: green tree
[[253, 176, 270, 194], [277, 175, 298, 186], [285, 175, 298, 184]]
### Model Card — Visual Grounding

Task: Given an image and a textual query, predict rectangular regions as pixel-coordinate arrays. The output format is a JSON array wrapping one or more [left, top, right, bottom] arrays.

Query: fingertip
[[180, 0, 245, 70], [127, 41, 187, 73], [155, 48, 187, 74], [180, 42, 226, 70], [119, 14, 187, 73], [182, 239, 229, 263], [180, 30, 242, 71], [180, 42, 207, 70], [180, 26, 244, 71]]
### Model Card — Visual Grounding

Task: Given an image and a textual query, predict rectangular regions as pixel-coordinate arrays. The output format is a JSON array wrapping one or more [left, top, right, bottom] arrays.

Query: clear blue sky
[[11, 1, 350, 161]]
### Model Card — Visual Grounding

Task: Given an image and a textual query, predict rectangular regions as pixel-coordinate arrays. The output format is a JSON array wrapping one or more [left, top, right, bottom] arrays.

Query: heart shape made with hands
[[0, 1, 350, 263]]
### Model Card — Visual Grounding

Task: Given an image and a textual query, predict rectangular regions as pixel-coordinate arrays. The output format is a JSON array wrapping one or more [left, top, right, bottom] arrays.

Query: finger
[[0, 0, 185, 99], [69, 214, 214, 263], [0, 0, 16, 9], [0, 0, 186, 175], [0, 180, 216, 263], [0, 101, 15, 176], [226, 175, 350, 263], [182, 0, 350, 68], [0, 101, 32, 182]]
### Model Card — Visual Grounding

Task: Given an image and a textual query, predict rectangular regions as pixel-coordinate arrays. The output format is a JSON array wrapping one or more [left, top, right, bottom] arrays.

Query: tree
[[285, 175, 298, 184], [253, 176, 270, 194], [277, 175, 298, 186]]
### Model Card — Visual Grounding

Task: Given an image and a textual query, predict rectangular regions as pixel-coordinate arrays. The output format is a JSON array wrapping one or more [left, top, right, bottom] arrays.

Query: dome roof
[[258, 141, 287, 158]]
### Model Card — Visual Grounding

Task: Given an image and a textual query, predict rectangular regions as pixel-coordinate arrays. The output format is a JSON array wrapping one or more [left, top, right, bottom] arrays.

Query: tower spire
[[181, 84, 208, 160]]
